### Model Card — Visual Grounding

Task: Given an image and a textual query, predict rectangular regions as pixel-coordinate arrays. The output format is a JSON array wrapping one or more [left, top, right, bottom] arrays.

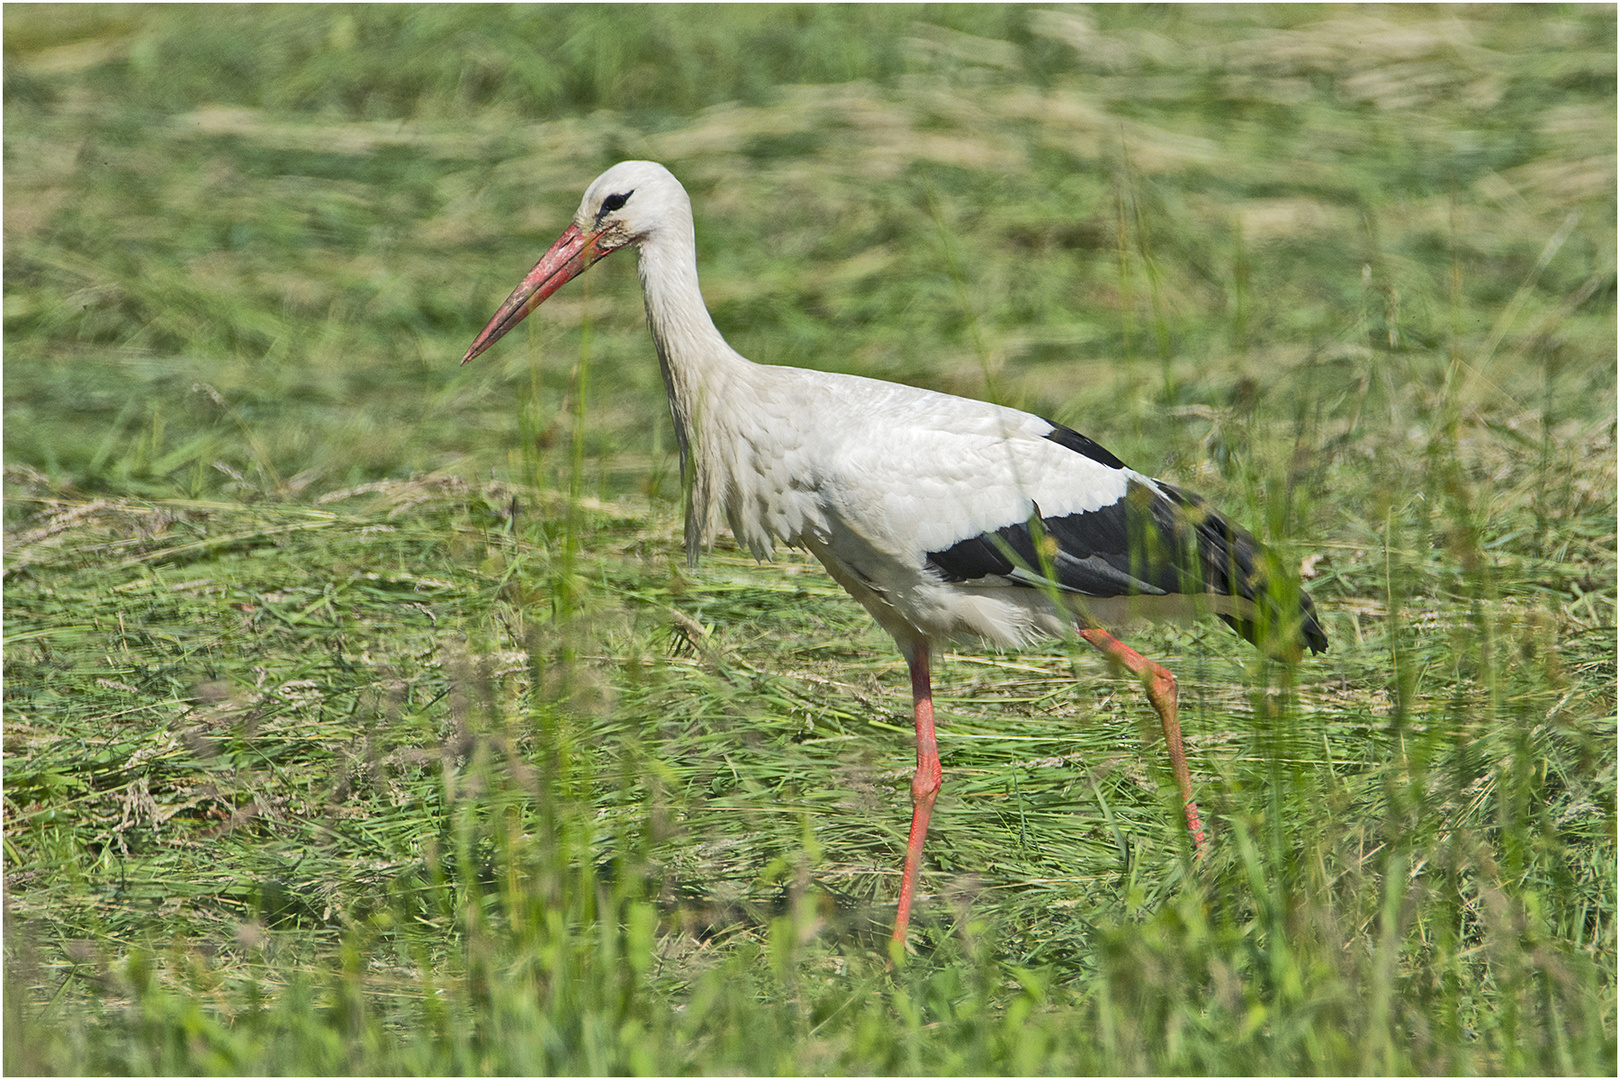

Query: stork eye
[[596, 191, 633, 222]]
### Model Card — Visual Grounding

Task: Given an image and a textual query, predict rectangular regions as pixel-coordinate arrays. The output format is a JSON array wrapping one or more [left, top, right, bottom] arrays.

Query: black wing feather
[[926, 420, 1328, 656]]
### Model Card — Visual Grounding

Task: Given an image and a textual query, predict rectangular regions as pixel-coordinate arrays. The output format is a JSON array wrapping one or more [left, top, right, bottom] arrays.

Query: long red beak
[[461, 223, 612, 365]]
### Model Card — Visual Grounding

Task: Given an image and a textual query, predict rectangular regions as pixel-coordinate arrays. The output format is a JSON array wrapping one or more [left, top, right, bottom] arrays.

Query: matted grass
[[5, 5, 1615, 1074]]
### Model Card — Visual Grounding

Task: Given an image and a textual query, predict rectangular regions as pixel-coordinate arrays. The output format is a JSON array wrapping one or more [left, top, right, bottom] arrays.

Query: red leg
[[1079, 628, 1209, 857], [892, 646, 941, 948]]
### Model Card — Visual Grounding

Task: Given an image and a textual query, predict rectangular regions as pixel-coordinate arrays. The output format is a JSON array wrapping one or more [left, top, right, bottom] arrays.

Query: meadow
[[4, 5, 1615, 1073]]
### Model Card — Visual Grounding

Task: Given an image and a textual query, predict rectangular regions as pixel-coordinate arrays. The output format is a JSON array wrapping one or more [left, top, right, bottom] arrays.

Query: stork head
[[461, 160, 684, 364]]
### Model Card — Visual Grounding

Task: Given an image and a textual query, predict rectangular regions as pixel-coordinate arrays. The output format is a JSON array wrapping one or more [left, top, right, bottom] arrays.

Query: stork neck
[[633, 218, 751, 563], [635, 226, 743, 391]]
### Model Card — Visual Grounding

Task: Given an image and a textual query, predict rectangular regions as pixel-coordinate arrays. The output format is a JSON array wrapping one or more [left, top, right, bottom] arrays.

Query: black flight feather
[[925, 421, 1327, 656]]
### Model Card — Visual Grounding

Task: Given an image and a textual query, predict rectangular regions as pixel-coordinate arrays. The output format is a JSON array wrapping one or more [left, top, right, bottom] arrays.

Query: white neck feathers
[[634, 207, 752, 562]]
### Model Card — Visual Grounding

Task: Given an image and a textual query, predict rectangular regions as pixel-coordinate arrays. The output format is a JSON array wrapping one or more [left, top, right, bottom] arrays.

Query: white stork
[[462, 160, 1327, 948]]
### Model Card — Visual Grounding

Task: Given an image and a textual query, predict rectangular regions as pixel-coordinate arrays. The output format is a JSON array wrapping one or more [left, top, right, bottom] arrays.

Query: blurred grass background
[[4, 4, 1615, 1074]]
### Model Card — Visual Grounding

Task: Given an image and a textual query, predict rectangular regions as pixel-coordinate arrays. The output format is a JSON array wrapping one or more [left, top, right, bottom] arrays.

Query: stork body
[[463, 161, 1326, 948]]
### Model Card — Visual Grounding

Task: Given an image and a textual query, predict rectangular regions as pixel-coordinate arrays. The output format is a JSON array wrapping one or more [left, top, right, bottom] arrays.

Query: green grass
[[5, 4, 1616, 1074]]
